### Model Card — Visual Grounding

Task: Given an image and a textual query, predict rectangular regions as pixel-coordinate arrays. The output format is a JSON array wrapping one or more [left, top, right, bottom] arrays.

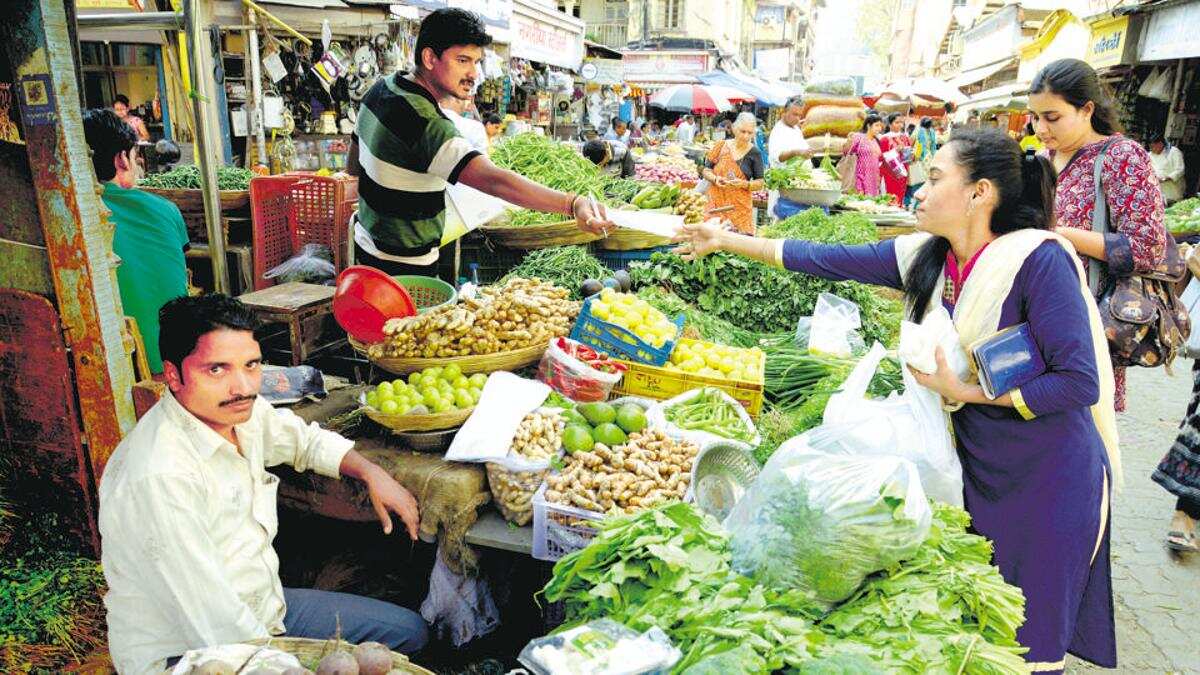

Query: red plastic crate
[[250, 174, 359, 290]]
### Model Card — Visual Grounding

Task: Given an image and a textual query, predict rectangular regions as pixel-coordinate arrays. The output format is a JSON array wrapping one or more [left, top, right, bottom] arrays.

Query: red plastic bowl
[[332, 266, 416, 343]]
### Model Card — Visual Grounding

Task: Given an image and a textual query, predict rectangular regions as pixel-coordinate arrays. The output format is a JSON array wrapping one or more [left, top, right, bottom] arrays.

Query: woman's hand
[[713, 176, 730, 188], [672, 218, 726, 261], [908, 346, 970, 403]]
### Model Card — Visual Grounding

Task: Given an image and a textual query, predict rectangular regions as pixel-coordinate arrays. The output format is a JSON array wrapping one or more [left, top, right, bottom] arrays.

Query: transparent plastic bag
[[725, 423, 932, 606], [518, 618, 681, 675], [263, 243, 336, 284], [804, 293, 864, 357], [646, 387, 760, 449], [486, 409, 562, 525], [897, 305, 970, 379], [537, 337, 625, 403]]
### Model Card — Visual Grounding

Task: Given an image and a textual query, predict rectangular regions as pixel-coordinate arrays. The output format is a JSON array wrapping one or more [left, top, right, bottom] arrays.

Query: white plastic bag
[[647, 387, 760, 449], [724, 424, 932, 606], [898, 305, 971, 379], [823, 343, 964, 506], [807, 293, 863, 357], [518, 618, 682, 675], [445, 372, 550, 462], [1182, 277, 1200, 359]]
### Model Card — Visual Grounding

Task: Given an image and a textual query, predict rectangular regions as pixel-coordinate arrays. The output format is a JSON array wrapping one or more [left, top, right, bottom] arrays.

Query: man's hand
[[574, 197, 614, 236], [364, 466, 420, 540]]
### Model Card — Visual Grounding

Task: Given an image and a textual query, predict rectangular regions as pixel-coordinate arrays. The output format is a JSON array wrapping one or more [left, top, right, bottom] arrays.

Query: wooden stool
[[237, 282, 344, 366]]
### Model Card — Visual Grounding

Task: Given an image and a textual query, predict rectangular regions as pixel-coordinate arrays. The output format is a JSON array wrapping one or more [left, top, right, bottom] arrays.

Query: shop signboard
[[401, 0, 513, 30], [754, 48, 791, 81], [1138, 0, 1200, 62], [623, 51, 711, 83], [581, 58, 625, 86], [511, 13, 584, 71], [1087, 15, 1139, 69], [961, 4, 1021, 71]]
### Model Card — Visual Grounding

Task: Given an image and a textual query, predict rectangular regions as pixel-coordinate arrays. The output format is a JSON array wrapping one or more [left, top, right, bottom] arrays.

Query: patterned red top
[[1052, 135, 1168, 411]]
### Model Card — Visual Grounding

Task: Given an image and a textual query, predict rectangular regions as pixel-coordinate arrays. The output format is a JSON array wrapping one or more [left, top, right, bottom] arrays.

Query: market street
[[1068, 365, 1200, 674]]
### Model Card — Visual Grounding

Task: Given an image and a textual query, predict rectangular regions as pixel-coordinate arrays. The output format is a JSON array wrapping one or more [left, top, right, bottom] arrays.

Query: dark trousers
[[282, 587, 429, 655], [1178, 495, 1200, 520]]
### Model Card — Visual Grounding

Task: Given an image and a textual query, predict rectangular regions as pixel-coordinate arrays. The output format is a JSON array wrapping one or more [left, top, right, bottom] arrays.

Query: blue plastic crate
[[569, 295, 684, 366], [594, 245, 673, 272]]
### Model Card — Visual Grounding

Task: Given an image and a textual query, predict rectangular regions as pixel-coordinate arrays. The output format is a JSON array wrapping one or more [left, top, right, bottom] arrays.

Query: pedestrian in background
[[842, 113, 884, 196], [907, 117, 937, 208], [702, 112, 765, 235], [1148, 134, 1186, 206], [880, 112, 913, 205]]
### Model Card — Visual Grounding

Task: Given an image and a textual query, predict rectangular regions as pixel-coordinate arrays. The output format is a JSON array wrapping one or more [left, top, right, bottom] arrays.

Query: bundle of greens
[[635, 286, 792, 350], [628, 250, 901, 347], [138, 164, 253, 191], [501, 246, 612, 300], [759, 207, 877, 244], [1166, 197, 1200, 234], [542, 501, 1028, 675], [726, 441, 931, 606]]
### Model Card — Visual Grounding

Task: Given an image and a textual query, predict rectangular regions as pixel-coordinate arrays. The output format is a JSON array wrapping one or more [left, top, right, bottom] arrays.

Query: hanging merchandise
[[321, 19, 332, 51], [313, 42, 349, 86]]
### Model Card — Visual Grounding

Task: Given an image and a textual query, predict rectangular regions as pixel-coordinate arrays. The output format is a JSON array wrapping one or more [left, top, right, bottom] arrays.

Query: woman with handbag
[[840, 114, 884, 196], [1029, 60, 1195, 552], [674, 128, 1118, 673], [879, 113, 913, 205]]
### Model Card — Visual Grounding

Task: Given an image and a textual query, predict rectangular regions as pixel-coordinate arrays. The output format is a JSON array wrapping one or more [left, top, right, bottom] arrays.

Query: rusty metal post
[[6, 0, 137, 479], [184, 0, 231, 293]]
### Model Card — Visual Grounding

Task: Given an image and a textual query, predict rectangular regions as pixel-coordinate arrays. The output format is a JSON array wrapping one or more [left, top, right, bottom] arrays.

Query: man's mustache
[[220, 395, 256, 407]]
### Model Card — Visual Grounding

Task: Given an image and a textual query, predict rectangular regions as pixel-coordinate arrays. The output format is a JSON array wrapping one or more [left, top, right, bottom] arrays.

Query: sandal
[[1166, 530, 1199, 552]]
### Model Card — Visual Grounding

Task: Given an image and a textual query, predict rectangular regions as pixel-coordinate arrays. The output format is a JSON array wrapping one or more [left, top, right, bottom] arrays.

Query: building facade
[[751, 0, 821, 83], [575, 0, 756, 65]]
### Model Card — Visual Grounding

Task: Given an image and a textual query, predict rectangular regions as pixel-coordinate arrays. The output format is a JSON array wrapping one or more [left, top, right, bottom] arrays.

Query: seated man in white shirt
[[100, 294, 428, 675]]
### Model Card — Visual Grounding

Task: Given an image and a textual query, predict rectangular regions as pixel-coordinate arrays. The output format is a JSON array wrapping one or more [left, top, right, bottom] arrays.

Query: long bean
[[665, 388, 755, 442]]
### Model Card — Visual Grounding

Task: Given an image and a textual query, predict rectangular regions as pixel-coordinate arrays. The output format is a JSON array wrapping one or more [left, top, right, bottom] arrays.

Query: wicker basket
[[361, 399, 473, 432], [596, 227, 673, 251], [242, 636, 434, 674], [481, 220, 599, 249], [140, 187, 250, 214], [350, 337, 547, 376]]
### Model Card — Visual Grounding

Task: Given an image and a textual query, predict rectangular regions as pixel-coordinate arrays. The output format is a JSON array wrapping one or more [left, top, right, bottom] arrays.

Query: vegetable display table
[[237, 282, 343, 366]]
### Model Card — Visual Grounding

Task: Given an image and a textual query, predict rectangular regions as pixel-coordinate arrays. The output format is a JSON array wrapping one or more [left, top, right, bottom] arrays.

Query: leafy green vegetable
[[501, 246, 612, 300], [541, 501, 1028, 675], [628, 209, 902, 347], [138, 164, 253, 190]]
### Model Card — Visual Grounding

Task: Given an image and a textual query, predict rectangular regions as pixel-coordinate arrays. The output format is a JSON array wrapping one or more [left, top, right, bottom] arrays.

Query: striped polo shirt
[[353, 74, 481, 260]]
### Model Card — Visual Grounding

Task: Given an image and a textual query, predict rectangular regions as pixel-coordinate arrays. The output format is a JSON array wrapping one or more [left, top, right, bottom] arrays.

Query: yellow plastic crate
[[611, 339, 766, 417]]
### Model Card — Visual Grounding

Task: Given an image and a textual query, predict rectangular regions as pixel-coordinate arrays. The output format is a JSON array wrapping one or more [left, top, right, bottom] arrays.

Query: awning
[[696, 70, 789, 106], [949, 57, 1018, 89], [954, 81, 1029, 120]]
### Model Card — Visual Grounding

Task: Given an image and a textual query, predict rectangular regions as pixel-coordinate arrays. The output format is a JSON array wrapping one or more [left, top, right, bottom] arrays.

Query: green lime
[[408, 372, 422, 386], [426, 366, 443, 379], [578, 402, 617, 426], [593, 423, 628, 447], [365, 391, 380, 408], [380, 399, 400, 414], [562, 424, 595, 454], [453, 375, 471, 389], [469, 373, 488, 388], [442, 363, 463, 382], [561, 408, 589, 427], [376, 381, 393, 395], [454, 390, 474, 409], [615, 404, 647, 434]]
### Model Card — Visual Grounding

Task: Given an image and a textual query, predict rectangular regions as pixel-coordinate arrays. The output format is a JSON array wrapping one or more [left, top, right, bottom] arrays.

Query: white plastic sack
[[646, 387, 760, 449], [725, 424, 932, 606], [823, 343, 964, 506], [1183, 277, 1200, 359], [808, 293, 863, 357], [445, 372, 550, 462], [898, 305, 971, 380], [420, 544, 500, 647]]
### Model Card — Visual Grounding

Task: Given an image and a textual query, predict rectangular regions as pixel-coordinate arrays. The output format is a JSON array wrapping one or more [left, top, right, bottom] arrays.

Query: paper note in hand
[[608, 209, 685, 239]]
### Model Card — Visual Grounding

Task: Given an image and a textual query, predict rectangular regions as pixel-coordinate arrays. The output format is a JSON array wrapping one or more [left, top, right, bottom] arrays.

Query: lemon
[[600, 287, 618, 302], [592, 301, 612, 320]]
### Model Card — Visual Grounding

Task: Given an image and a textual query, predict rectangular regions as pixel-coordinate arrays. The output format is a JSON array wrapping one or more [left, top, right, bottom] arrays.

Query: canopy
[[648, 84, 739, 114], [954, 82, 1030, 121], [697, 70, 791, 107], [873, 77, 968, 105]]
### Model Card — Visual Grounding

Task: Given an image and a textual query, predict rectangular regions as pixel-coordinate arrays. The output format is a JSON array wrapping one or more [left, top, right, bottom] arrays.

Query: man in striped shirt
[[349, 9, 611, 275]]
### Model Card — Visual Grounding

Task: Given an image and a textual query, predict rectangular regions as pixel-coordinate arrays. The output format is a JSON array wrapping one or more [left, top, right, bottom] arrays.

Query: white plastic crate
[[531, 483, 604, 562]]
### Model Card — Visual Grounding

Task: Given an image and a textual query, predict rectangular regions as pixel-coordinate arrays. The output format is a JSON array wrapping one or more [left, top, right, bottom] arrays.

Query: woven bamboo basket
[[596, 227, 673, 251], [140, 187, 251, 214], [360, 397, 473, 432], [243, 636, 434, 674], [480, 219, 599, 249], [350, 337, 547, 376]]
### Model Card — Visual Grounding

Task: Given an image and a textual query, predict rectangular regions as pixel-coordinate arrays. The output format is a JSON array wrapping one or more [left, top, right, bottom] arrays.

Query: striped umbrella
[[648, 84, 748, 114]]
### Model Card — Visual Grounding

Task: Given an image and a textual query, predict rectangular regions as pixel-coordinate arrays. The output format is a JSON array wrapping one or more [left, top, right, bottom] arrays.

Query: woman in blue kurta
[[675, 128, 1118, 672]]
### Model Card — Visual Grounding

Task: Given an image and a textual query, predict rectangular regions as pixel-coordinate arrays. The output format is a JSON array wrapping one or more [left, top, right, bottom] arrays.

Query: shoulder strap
[[1089, 138, 1120, 294]]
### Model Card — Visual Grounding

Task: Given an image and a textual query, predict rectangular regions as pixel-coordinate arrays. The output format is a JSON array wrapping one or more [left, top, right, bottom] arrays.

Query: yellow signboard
[[77, 0, 137, 8], [1088, 15, 1130, 69]]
